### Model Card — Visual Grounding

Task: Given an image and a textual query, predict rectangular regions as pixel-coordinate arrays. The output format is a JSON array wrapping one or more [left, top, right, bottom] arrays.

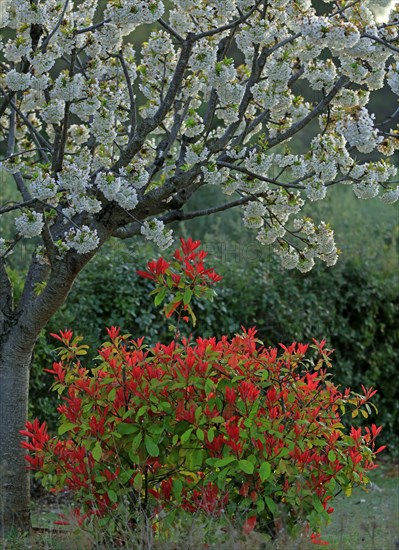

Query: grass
[[2, 462, 398, 550], [322, 460, 399, 550]]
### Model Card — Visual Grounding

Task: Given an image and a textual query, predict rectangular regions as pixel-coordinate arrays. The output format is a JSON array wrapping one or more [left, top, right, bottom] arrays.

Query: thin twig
[[41, 0, 70, 53]]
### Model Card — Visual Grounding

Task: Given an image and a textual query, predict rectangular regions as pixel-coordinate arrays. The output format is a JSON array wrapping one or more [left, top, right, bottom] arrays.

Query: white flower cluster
[[303, 59, 336, 91], [305, 177, 327, 202], [202, 165, 230, 186], [105, 0, 165, 36], [4, 38, 31, 62], [332, 89, 370, 110], [57, 163, 91, 194], [64, 194, 102, 216], [352, 160, 397, 200], [185, 146, 209, 167], [96, 23, 123, 54], [95, 173, 138, 210], [336, 108, 381, 154], [5, 69, 32, 91], [30, 173, 58, 200], [190, 40, 217, 73], [288, 218, 339, 269], [51, 73, 86, 102], [40, 100, 66, 124], [15, 211, 44, 238], [255, 190, 304, 246], [275, 245, 301, 270], [169, 1, 237, 35], [91, 111, 117, 145], [141, 219, 173, 250], [4, 0, 46, 28], [310, 133, 351, 185], [387, 63, 399, 95], [242, 201, 267, 229], [380, 186, 399, 204], [29, 51, 56, 74], [64, 226, 100, 254], [325, 20, 361, 51]]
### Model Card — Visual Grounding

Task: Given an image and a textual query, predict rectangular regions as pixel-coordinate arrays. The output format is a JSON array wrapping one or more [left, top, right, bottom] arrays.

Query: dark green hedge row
[[25, 239, 398, 456]]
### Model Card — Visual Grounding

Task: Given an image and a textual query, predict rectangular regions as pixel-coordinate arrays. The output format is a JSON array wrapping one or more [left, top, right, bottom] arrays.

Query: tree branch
[[0, 199, 36, 215], [193, 0, 263, 40], [13, 173, 32, 202], [361, 33, 399, 53], [116, 51, 137, 139], [6, 110, 16, 158], [158, 18, 184, 43], [112, 192, 268, 240], [0, 91, 16, 119], [41, 0, 70, 53], [0, 260, 13, 320], [267, 75, 348, 149], [116, 36, 195, 168], [217, 160, 305, 190], [161, 196, 254, 223], [74, 17, 111, 35]]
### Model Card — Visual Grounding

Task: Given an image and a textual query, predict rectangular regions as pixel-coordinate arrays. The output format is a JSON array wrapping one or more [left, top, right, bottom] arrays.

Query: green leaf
[[92, 441, 102, 462], [196, 427, 205, 441], [172, 479, 183, 500], [186, 303, 197, 326], [154, 287, 167, 306], [181, 428, 193, 444], [312, 494, 324, 513], [239, 459, 254, 474], [205, 378, 214, 395], [259, 461, 271, 482], [183, 288, 193, 305], [265, 496, 277, 515], [145, 435, 159, 457], [214, 456, 236, 468], [133, 473, 142, 492], [108, 489, 118, 503], [117, 422, 138, 435], [131, 432, 143, 452], [58, 422, 76, 435], [328, 450, 337, 462], [136, 406, 147, 419]]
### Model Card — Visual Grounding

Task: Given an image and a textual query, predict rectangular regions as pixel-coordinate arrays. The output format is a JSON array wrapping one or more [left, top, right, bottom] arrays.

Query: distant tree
[[1, 0, 399, 533]]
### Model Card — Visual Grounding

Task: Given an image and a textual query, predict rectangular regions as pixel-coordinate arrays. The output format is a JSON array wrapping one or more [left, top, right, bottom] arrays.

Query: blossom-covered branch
[[1, 0, 399, 273]]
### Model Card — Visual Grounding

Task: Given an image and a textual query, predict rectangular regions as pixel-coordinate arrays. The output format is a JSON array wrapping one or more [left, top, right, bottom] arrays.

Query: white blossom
[[243, 201, 267, 229], [95, 173, 138, 210], [15, 211, 44, 238], [41, 100, 66, 124], [65, 226, 100, 254], [141, 219, 173, 250], [380, 186, 399, 204], [30, 174, 58, 200], [5, 69, 32, 91]]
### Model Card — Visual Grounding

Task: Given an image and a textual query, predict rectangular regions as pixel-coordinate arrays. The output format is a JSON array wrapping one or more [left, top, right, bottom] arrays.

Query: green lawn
[[322, 461, 399, 550]]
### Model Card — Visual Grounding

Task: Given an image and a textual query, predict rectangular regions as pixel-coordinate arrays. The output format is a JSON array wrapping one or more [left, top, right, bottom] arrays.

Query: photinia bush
[[136, 236, 222, 330], [21, 239, 385, 545]]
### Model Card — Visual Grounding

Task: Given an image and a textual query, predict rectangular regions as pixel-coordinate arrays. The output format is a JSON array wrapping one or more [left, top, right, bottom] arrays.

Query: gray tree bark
[[0, 330, 34, 534], [0, 248, 97, 534]]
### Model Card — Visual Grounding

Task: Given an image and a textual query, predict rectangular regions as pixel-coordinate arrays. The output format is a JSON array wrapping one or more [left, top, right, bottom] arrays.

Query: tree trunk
[[0, 329, 35, 535]]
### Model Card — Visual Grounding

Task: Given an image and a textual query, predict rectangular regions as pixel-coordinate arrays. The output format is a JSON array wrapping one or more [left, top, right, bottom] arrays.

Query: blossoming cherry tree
[[0, 0, 398, 532]]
